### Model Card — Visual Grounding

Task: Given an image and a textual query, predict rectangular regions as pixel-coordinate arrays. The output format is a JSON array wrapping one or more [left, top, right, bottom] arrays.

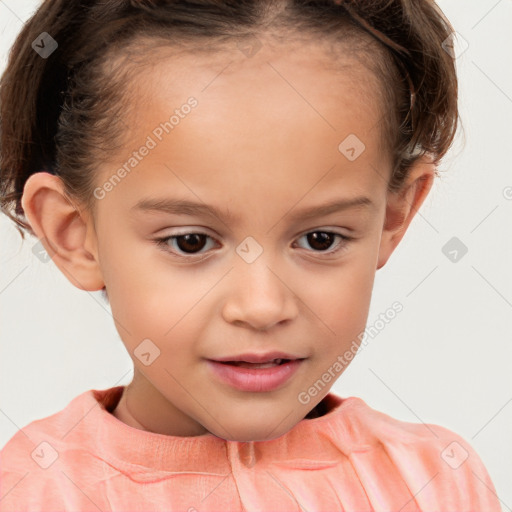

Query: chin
[[208, 419, 297, 443]]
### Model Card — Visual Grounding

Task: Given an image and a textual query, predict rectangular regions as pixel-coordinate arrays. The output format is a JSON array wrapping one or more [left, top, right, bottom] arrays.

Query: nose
[[221, 255, 298, 331]]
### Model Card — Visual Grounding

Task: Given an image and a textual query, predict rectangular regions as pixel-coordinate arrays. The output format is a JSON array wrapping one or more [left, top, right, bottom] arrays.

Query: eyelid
[[294, 225, 352, 239]]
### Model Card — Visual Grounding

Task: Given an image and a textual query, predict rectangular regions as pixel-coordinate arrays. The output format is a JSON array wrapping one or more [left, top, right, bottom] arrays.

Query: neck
[[113, 388, 151, 431]]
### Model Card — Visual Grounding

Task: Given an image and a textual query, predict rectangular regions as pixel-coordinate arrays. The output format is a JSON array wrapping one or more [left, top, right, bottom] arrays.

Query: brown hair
[[0, 0, 458, 239]]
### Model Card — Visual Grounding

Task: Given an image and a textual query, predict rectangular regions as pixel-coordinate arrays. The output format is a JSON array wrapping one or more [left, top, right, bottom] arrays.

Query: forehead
[[124, 37, 386, 146], [97, 40, 390, 217]]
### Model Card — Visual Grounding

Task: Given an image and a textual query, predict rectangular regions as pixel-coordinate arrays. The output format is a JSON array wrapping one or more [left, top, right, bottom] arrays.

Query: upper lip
[[210, 351, 305, 363]]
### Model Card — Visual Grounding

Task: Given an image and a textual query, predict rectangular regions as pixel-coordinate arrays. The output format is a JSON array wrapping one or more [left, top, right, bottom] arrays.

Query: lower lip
[[207, 359, 303, 392]]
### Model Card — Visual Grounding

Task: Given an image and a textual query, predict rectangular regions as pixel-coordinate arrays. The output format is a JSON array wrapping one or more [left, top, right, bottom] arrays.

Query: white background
[[1, 0, 511, 508]]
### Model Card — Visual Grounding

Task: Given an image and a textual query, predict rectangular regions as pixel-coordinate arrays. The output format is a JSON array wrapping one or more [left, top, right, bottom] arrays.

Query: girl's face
[[80, 41, 429, 441]]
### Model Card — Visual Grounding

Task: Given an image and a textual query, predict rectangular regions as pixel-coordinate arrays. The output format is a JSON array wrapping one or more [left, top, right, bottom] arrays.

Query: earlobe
[[21, 172, 105, 291], [376, 155, 436, 270]]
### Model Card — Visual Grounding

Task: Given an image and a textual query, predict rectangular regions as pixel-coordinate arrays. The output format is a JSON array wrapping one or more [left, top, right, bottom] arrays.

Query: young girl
[[0, 0, 502, 510]]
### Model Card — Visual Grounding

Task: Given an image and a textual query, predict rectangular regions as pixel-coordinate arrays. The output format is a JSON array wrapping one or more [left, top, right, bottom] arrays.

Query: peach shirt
[[0, 386, 501, 511]]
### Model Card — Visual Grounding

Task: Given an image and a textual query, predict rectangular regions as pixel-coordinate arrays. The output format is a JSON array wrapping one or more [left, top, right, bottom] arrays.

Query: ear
[[21, 172, 105, 291], [377, 154, 435, 270]]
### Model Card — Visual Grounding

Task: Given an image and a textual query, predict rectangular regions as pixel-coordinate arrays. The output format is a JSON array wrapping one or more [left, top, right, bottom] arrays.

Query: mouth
[[212, 351, 304, 364], [216, 358, 294, 369], [206, 355, 306, 392]]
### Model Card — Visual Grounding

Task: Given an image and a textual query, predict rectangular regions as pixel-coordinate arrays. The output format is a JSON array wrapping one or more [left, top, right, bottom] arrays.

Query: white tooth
[[232, 361, 280, 369]]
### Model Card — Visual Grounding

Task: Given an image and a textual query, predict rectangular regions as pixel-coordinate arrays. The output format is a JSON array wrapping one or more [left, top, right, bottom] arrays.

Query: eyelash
[[153, 230, 353, 261]]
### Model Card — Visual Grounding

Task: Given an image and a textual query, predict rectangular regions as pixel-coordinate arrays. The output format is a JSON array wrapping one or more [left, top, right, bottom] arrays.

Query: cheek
[[104, 257, 217, 354], [302, 251, 377, 349], [96, 233, 181, 342]]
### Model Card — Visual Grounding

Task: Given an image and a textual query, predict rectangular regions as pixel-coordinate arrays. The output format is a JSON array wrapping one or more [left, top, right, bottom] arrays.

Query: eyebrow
[[131, 196, 375, 223]]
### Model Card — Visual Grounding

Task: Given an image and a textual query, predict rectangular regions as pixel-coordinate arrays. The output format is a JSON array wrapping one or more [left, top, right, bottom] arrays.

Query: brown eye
[[175, 233, 208, 254], [294, 230, 352, 256], [155, 232, 217, 258], [305, 232, 336, 251]]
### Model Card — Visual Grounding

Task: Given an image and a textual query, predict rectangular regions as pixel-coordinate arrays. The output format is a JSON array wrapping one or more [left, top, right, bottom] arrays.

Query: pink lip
[[207, 359, 304, 392]]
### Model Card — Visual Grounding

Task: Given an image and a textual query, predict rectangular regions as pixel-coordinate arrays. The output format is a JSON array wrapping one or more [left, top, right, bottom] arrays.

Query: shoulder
[[0, 388, 119, 511], [323, 394, 502, 510]]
